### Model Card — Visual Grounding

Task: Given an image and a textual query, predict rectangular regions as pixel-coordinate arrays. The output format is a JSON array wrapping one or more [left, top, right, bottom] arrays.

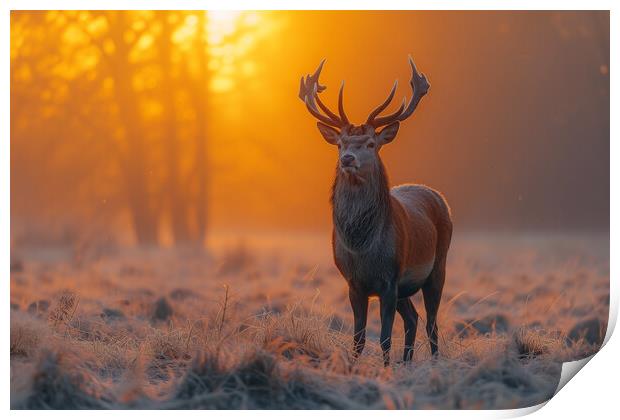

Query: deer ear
[[317, 122, 340, 145], [377, 121, 400, 145]]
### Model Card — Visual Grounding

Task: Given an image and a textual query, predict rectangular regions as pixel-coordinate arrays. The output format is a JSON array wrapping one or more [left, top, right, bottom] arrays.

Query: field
[[10, 231, 609, 409]]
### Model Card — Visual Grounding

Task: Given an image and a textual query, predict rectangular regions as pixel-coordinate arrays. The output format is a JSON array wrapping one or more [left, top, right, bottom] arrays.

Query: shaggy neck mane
[[331, 159, 392, 253]]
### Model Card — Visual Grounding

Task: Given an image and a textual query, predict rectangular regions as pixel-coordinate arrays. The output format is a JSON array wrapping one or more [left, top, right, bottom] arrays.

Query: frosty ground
[[10, 231, 609, 409]]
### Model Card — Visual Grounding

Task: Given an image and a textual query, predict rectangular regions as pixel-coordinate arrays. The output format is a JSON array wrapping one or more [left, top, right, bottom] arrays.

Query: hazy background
[[10, 11, 609, 247]]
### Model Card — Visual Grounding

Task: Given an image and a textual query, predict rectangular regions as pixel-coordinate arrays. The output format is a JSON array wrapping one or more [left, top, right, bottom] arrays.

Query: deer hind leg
[[397, 298, 419, 362], [422, 257, 446, 357]]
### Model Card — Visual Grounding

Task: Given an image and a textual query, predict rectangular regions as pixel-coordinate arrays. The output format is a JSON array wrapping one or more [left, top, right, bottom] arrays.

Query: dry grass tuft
[[252, 304, 344, 361], [172, 349, 280, 408], [455, 350, 557, 408], [512, 327, 562, 359], [146, 328, 190, 361], [169, 347, 379, 409], [11, 350, 108, 409], [11, 313, 48, 357], [48, 290, 79, 327]]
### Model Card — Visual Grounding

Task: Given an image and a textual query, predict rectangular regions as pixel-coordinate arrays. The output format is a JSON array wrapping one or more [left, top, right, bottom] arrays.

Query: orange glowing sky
[[11, 11, 609, 245]]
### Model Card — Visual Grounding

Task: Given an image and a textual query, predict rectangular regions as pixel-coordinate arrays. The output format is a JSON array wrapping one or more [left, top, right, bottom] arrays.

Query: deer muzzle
[[340, 154, 356, 168]]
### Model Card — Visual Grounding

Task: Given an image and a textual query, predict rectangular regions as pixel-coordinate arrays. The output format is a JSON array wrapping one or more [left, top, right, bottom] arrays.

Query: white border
[[4, 1, 616, 419]]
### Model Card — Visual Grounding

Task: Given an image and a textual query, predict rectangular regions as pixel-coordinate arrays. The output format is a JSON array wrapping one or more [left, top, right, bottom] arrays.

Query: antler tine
[[310, 59, 327, 93], [304, 83, 343, 127], [298, 59, 326, 98], [298, 60, 327, 102], [365, 80, 398, 125], [369, 97, 406, 128], [338, 81, 350, 126], [299, 60, 345, 128], [316, 95, 341, 122], [396, 55, 430, 122], [366, 55, 430, 128]]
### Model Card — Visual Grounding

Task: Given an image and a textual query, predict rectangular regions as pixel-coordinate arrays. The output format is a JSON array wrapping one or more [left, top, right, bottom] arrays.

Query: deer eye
[[367, 142, 375, 149]]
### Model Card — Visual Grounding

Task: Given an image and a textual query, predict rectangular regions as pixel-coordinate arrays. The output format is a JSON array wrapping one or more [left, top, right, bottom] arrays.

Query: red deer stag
[[299, 56, 452, 366]]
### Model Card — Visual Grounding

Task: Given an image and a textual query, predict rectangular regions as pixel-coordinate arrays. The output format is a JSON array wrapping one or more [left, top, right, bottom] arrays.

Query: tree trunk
[[109, 12, 159, 245], [193, 11, 209, 246], [159, 12, 192, 244]]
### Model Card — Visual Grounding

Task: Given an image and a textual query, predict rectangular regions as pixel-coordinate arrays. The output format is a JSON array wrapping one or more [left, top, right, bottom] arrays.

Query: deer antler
[[366, 55, 430, 129], [299, 60, 350, 129]]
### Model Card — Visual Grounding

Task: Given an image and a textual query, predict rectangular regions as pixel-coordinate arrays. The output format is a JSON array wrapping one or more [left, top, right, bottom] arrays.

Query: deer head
[[299, 56, 430, 181]]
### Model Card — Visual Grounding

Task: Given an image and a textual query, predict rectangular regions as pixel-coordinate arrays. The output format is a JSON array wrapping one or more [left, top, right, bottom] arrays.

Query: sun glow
[[207, 11, 242, 45], [207, 11, 265, 93]]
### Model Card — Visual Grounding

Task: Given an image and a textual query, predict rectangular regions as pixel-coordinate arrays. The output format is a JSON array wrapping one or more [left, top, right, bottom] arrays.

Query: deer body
[[299, 56, 452, 365], [333, 180, 449, 298]]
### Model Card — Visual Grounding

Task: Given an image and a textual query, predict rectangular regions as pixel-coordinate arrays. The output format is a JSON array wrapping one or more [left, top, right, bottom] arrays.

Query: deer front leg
[[348, 288, 368, 359], [379, 287, 397, 366]]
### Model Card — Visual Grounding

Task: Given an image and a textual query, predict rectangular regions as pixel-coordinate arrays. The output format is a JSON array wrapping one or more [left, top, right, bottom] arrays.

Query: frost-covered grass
[[10, 232, 609, 409]]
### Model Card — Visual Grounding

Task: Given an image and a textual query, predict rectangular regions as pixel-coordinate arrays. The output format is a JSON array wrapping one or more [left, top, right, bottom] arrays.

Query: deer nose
[[340, 154, 355, 167]]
